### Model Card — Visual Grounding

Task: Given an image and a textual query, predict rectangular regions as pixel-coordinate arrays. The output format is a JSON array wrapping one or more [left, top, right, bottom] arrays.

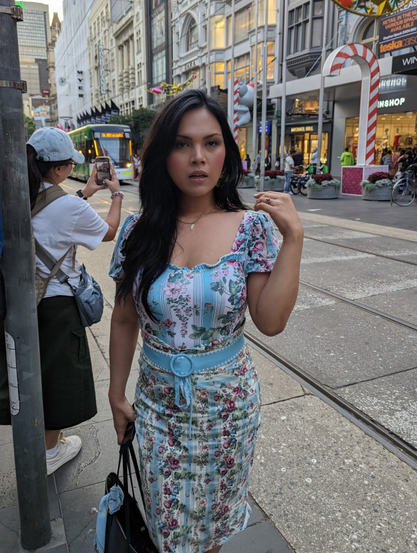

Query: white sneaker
[[46, 433, 82, 475]]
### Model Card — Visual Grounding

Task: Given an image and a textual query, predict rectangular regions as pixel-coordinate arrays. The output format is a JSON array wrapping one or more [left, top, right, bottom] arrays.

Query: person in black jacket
[[292, 149, 304, 174]]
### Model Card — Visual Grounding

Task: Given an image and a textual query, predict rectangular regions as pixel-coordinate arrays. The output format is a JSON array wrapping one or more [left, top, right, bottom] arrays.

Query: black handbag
[[99, 425, 158, 553]]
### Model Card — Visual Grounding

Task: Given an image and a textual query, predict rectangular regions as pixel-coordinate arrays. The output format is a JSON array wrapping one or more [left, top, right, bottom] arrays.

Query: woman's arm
[[109, 285, 140, 444], [247, 193, 304, 336], [80, 163, 122, 242]]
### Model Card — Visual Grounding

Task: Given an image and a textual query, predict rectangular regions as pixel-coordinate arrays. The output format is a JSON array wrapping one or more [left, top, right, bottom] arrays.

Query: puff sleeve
[[109, 213, 140, 281], [245, 212, 279, 274]]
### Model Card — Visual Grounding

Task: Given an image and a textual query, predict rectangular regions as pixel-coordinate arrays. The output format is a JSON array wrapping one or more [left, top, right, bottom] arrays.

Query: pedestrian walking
[[310, 147, 318, 174], [255, 150, 261, 174], [284, 149, 295, 194], [108, 90, 303, 553], [0, 127, 123, 475], [245, 153, 251, 172], [265, 153, 271, 171], [292, 148, 304, 174], [340, 146, 355, 166]]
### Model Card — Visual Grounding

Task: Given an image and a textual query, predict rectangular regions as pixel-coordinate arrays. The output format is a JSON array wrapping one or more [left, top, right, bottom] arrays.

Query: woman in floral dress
[[109, 90, 303, 553]]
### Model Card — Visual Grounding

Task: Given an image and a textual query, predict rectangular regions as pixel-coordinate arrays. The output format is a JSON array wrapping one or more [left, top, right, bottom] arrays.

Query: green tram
[[67, 124, 134, 182]]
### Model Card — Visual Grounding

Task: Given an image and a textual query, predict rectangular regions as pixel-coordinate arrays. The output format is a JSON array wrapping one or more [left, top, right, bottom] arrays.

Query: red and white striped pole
[[233, 78, 239, 143], [323, 43, 380, 166]]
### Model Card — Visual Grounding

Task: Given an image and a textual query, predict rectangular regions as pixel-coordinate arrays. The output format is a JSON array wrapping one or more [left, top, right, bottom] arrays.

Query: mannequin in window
[[382, 128, 390, 148], [393, 129, 401, 151]]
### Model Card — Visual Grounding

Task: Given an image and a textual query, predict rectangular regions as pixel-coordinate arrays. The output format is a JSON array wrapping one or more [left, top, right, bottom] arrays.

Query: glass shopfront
[[279, 123, 329, 166], [345, 111, 417, 165]]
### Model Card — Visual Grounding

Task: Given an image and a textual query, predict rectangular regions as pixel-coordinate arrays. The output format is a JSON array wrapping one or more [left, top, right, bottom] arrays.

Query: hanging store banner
[[379, 3, 417, 55], [98, 45, 106, 95]]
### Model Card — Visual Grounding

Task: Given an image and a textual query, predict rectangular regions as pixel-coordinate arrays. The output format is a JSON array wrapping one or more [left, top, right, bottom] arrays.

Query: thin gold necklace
[[177, 207, 216, 230]]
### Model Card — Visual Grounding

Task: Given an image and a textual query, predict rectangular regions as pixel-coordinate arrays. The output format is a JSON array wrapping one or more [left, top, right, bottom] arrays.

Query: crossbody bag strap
[[35, 241, 71, 284], [31, 185, 68, 217]]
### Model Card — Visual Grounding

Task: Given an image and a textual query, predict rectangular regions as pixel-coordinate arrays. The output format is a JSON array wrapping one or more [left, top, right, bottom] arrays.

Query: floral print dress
[[109, 210, 279, 553]]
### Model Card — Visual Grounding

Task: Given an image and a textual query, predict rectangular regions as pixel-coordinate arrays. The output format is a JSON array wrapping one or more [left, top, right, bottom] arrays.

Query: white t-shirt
[[285, 156, 294, 172], [32, 183, 109, 298]]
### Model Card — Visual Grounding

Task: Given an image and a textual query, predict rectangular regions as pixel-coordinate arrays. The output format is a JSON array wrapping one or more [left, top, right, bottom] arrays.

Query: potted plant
[[360, 172, 395, 201], [306, 173, 341, 199], [240, 169, 255, 188], [264, 170, 285, 191]]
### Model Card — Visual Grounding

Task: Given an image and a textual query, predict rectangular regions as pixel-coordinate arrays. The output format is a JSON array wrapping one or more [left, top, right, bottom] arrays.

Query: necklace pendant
[[190, 223, 195, 230]]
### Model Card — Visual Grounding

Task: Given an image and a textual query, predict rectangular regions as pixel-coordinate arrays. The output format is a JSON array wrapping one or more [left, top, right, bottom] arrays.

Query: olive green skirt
[[0, 296, 97, 429]]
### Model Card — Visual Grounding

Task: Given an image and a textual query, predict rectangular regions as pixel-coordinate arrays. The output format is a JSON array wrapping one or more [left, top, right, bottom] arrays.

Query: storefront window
[[281, 131, 328, 165], [345, 112, 417, 164]]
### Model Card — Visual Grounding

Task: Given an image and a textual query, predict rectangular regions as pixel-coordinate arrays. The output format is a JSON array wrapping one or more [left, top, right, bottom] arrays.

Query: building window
[[152, 50, 166, 84], [251, 42, 275, 81], [210, 61, 225, 88], [288, 3, 310, 55], [258, 0, 277, 26], [311, 0, 323, 48], [152, 10, 165, 49], [186, 18, 198, 51], [211, 15, 225, 49], [358, 19, 378, 53], [234, 7, 253, 44]]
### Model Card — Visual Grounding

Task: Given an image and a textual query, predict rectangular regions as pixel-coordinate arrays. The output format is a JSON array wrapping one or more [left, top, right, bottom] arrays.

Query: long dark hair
[[117, 89, 246, 320], [27, 144, 72, 209]]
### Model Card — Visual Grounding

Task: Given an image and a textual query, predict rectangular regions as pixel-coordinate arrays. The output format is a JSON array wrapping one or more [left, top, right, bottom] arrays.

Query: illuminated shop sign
[[378, 97, 406, 108], [290, 126, 316, 132]]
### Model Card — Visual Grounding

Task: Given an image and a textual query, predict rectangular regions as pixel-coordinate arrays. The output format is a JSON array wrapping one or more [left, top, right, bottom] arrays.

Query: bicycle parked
[[391, 164, 417, 207], [290, 163, 328, 195]]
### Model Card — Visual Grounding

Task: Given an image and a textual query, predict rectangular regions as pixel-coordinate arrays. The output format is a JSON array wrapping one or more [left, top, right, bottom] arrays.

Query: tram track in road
[[299, 279, 417, 332], [303, 233, 417, 267], [244, 330, 417, 471]]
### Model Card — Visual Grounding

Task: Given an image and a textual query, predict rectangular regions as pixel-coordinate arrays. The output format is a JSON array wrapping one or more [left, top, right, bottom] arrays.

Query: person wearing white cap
[[23, 127, 123, 475]]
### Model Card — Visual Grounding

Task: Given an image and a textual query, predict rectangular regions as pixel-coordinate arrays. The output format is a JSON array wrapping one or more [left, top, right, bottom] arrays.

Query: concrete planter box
[[240, 175, 255, 188], [362, 187, 392, 201], [264, 178, 285, 192], [307, 185, 339, 199]]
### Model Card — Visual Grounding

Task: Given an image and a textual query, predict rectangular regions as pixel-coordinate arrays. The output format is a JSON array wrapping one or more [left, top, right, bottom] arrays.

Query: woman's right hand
[[109, 396, 135, 445]]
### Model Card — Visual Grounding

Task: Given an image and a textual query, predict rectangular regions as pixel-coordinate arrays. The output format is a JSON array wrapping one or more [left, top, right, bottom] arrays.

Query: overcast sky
[[42, 0, 64, 23]]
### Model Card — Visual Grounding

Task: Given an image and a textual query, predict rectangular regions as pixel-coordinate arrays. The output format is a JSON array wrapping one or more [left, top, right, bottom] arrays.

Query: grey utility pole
[[317, 0, 329, 165], [252, 0, 259, 174], [259, 0, 269, 192], [0, 0, 51, 549]]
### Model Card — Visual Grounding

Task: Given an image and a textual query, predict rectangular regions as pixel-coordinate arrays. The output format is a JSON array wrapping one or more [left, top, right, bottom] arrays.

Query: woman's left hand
[[82, 164, 107, 198], [253, 192, 304, 241]]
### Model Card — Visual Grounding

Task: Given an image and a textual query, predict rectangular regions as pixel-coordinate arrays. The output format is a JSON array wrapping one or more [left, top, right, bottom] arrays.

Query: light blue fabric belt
[[142, 335, 245, 438]]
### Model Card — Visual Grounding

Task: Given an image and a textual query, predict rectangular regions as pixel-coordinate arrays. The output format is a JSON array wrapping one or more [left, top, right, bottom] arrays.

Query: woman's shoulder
[[119, 212, 141, 236]]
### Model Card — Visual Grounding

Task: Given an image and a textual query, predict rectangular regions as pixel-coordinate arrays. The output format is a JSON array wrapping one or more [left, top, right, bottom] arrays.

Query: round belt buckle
[[170, 354, 194, 377]]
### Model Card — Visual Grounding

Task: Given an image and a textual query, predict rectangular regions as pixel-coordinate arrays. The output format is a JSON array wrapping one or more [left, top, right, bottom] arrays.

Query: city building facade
[[86, 0, 149, 117], [17, 1, 51, 127], [55, 0, 96, 128], [47, 12, 61, 126]]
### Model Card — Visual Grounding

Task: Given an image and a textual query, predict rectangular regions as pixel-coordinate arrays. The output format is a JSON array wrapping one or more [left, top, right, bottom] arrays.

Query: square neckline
[[168, 210, 249, 271]]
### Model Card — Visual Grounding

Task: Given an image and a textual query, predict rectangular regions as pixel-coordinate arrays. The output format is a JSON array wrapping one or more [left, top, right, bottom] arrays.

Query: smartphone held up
[[96, 156, 111, 185]]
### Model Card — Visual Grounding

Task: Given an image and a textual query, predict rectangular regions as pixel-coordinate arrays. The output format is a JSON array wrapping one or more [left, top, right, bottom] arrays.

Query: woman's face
[[166, 108, 226, 199]]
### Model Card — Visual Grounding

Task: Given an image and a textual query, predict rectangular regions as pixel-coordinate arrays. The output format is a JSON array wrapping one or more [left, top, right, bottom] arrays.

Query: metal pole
[[0, 0, 51, 549], [317, 0, 329, 165], [260, 0, 269, 192], [252, 0, 259, 174], [207, 0, 211, 95], [280, 0, 288, 172], [229, 0, 236, 127]]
